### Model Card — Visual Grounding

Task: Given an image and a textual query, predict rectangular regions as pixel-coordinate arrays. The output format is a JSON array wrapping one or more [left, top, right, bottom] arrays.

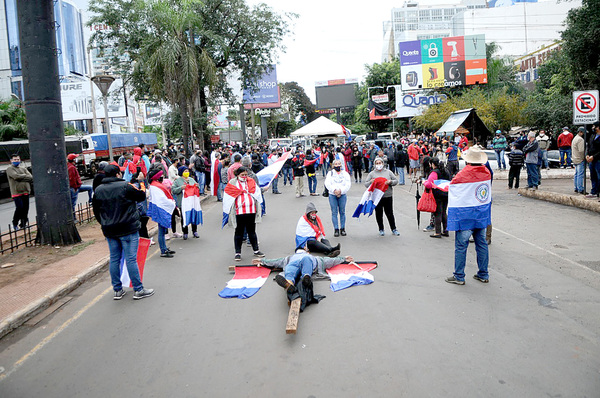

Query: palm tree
[[0, 98, 27, 141]]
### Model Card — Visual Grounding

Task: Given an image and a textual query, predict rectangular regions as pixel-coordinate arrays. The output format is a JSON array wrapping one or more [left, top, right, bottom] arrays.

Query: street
[[0, 179, 599, 397]]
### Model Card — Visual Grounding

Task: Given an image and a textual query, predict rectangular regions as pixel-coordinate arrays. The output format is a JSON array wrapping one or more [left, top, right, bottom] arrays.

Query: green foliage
[[280, 82, 316, 123], [0, 99, 27, 141], [64, 125, 83, 136]]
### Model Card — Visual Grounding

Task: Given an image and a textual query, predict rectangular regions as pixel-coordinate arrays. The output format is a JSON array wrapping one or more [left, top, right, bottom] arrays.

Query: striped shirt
[[234, 180, 256, 215]]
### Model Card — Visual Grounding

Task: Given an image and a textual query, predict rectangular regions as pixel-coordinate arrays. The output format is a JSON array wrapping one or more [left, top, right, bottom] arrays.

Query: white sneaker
[[165, 234, 171, 240], [173, 232, 183, 238]]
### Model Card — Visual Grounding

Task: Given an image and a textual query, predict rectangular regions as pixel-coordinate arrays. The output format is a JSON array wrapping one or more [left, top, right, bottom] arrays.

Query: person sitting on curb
[[295, 202, 341, 257]]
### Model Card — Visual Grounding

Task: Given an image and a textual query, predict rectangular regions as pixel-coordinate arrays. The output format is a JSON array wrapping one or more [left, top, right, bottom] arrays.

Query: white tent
[[290, 116, 350, 137]]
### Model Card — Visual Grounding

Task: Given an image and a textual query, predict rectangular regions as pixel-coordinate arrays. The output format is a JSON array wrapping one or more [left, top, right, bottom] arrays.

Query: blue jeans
[[574, 162, 585, 192], [328, 194, 347, 230], [106, 232, 143, 291], [322, 161, 329, 177], [217, 181, 226, 201], [559, 148, 572, 167], [540, 149, 549, 169], [526, 163, 539, 188], [284, 255, 314, 283], [397, 167, 405, 185], [79, 185, 93, 202], [346, 161, 353, 174], [70, 187, 79, 213], [307, 175, 317, 194], [282, 166, 293, 185], [272, 176, 279, 193], [590, 161, 600, 195], [494, 150, 506, 169], [453, 228, 489, 282], [196, 171, 206, 194], [158, 225, 169, 253]]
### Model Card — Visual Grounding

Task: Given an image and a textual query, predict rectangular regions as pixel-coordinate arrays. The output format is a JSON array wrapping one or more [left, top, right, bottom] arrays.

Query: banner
[[243, 65, 279, 104], [61, 78, 127, 121]]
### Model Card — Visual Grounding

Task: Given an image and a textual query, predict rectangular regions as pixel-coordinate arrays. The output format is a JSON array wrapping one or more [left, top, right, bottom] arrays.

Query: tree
[[0, 99, 27, 141], [280, 82, 317, 124]]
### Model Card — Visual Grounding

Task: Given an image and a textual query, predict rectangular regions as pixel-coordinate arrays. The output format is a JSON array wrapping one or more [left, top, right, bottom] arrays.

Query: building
[[383, 0, 487, 62], [0, 0, 88, 100]]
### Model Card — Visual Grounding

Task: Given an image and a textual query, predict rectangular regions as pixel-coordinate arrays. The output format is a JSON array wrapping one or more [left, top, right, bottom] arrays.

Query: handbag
[[417, 189, 437, 213]]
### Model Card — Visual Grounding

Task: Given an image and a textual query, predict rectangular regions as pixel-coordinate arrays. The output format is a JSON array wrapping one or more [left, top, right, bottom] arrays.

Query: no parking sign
[[573, 90, 599, 125]]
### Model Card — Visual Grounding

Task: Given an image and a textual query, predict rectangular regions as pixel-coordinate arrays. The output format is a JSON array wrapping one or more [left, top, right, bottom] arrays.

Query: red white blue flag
[[341, 124, 352, 141], [182, 184, 203, 226], [256, 151, 292, 189], [352, 177, 388, 218], [119, 237, 151, 288], [447, 165, 492, 231], [327, 262, 378, 292], [219, 266, 271, 299]]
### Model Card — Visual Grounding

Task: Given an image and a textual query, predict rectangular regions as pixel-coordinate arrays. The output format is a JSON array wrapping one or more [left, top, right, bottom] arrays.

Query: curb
[[518, 188, 600, 213], [0, 195, 213, 339], [492, 169, 574, 180]]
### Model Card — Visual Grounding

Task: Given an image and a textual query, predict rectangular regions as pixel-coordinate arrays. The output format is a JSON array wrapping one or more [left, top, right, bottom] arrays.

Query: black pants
[[433, 194, 448, 234], [139, 215, 149, 238], [307, 238, 334, 255], [508, 165, 522, 188], [181, 214, 198, 235], [12, 195, 29, 228], [234, 213, 258, 254], [171, 211, 178, 233], [353, 167, 362, 181], [375, 196, 396, 231], [447, 160, 459, 177]]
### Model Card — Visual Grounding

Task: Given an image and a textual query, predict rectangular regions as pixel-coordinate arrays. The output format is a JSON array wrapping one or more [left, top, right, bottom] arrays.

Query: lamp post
[[91, 75, 116, 161]]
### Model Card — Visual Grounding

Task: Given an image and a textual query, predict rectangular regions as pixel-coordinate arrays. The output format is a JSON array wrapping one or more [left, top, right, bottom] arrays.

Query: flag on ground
[[147, 182, 176, 228], [352, 177, 388, 218], [182, 184, 203, 226], [447, 165, 492, 231], [218, 266, 272, 299], [326, 262, 378, 292], [119, 237, 151, 288], [256, 151, 292, 188]]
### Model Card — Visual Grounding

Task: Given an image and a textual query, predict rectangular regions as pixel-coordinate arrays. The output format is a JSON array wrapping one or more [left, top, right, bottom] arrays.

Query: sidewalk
[[517, 175, 600, 214], [0, 195, 212, 339]]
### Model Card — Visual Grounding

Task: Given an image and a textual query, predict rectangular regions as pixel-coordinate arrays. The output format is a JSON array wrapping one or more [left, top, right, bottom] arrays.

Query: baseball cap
[[563, 126, 569, 130], [67, 153, 78, 161]]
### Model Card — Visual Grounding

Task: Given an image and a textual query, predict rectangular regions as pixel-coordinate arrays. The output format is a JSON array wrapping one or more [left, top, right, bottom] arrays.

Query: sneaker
[[253, 251, 266, 258], [275, 274, 296, 294], [441, 231, 450, 237], [445, 276, 465, 285], [183, 233, 188, 240], [246, 240, 252, 247], [166, 249, 176, 254], [160, 252, 174, 258], [234, 253, 241, 261], [193, 232, 199, 238], [473, 275, 489, 283], [379, 230, 385, 236], [430, 234, 442, 238], [334, 229, 340, 237], [392, 229, 400, 236], [173, 232, 183, 238], [328, 249, 341, 258], [423, 225, 434, 232], [133, 288, 155, 300], [113, 289, 126, 300], [165, 234, 171, 240], [340, 229, 347, 236]]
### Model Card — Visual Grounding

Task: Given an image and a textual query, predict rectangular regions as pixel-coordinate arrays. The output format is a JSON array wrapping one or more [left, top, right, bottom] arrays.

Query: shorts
[[409, 159, 420, 169]]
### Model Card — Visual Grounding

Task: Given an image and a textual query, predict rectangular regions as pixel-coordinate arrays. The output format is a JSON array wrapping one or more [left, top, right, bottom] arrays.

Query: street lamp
[[91, 75, 116, 161]]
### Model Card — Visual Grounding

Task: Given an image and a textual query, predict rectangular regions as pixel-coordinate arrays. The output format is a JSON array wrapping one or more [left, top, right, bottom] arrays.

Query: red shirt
[[557, 132, 574, 148], [67, 162, 82, 189]]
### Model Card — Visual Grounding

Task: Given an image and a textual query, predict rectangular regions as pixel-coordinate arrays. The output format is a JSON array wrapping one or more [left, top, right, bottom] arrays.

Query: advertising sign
[[372, 94, 389, 103], [399, 35, 486, 91], [61, 78, 127, 121], [144, 103, 162, 126], [243, 65, 278, 104], [573, 90, 599, 125], [368, 86, 447, 120]]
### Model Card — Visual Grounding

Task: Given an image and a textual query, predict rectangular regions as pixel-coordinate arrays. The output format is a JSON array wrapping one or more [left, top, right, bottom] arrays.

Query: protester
[[557, 126, 574, 168], [407, 140, 421, 180], [445, 146, 491, 285], [6, 154, 33, 230], [423, 157, 449, 238], [171, 166, 200, 239], [295, 202, 341, 257], [536, 130, 551, 169], [586, 121, 600, 199], [282, 151, 293, 186], [291, 151, 306, 198], [147, 169, 177, 258], [168, 157, 180, 182], [92, 164, 154, 300], [129, 170, 149, 239], [193, 150, 208, 195], [364, 157, 399, 236], [325, 159, 351, 237], [267, 149, 281, 194], [67, 153, 93, 216], [218, 158, 230, 201], [572, 127, 586, 194], [304, 149, 318, 196], [445, 141, 460, 178], [92, 161, 109, 191], [507, 142, 524, 189], [223, 166, 265, 261], [523, 132, 540, 190], [396, 144, 408, 185], [492, 130, 507, 170], [227, 153, 243, 182]]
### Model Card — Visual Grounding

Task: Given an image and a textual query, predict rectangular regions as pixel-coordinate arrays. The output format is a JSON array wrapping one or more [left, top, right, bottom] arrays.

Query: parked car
[[546, 150, 561, 168]]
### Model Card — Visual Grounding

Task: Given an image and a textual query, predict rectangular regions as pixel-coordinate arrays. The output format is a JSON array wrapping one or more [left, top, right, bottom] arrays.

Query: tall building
[[0, 0, 88, 100], [383, 0, 487, 62]]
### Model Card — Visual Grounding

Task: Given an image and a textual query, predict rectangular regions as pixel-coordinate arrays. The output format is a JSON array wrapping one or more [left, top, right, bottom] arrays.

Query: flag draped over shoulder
[[327, 262, 378, 292], [256, 151, 292, 188], [222, 178, 263, 228], [211, 158, 220, 197], [218, 266, 271, 299], [182, 184, 203, 226], [447, 165, 492, 231], [303, 158, 318, 168], [352, 177, 388, 218], [119, 237, 151, 288], [295, 214, 325, 249], [148, 182, 176, 228]]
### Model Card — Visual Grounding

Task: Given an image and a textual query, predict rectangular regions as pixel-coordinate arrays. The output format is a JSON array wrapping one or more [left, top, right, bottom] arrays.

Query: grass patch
[[26, 257, 38, 263], [68, 240, 96, 256]]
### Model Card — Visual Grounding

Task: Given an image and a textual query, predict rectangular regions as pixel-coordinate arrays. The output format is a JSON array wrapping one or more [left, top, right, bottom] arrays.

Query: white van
[[268, 138, 292, 149]]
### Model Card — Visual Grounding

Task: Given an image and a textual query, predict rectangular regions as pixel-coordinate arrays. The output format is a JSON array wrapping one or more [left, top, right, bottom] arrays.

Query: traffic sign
[[573, 90, 599, 125]]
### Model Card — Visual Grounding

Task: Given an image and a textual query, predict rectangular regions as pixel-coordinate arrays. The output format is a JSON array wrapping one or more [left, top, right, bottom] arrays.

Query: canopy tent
[[436, 108, 491, 144], [290, 116, 350, 138]]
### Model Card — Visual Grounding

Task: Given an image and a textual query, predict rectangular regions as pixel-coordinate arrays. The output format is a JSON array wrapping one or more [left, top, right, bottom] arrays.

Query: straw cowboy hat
[[462, 145, 488, 164]]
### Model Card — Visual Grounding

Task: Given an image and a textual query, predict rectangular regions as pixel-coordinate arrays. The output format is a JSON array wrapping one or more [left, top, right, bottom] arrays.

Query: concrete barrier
[[518, 188, 600, 213]]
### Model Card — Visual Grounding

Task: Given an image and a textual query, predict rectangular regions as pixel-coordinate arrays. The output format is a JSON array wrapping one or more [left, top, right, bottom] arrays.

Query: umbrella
[[415, 183, 421, 229]]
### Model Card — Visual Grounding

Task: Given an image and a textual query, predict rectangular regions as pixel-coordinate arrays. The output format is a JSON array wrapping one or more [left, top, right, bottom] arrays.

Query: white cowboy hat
[[462, 145, 488, 164]]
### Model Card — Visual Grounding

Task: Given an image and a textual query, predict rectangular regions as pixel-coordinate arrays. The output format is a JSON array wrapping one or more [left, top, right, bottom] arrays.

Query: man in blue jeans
[[492, 130, 507, 170], [445, 146, 491, 285], [92, 164, 155, 300]]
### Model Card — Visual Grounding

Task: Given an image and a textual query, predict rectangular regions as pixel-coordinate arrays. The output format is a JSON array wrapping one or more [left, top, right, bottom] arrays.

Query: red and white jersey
[[234, 180, 256, 215]]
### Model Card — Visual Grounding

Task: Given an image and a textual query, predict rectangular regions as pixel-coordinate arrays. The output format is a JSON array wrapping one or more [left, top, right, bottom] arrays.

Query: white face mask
[[375, 164, 384, 171], [238, 176, 247, 183]]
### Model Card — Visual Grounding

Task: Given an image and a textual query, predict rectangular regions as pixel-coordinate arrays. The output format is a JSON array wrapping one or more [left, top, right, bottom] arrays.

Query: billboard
[[144, 103, 162, 126], [243, 65, 279, 104], [368, 86, 447, 120], [61, 78, 127, 121], [399, 34, 487, 91], [315, 78, 359, 110]]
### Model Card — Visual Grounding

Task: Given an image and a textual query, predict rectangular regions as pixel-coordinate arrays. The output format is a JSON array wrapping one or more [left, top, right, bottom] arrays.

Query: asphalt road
[[0, 176, 599, 397]]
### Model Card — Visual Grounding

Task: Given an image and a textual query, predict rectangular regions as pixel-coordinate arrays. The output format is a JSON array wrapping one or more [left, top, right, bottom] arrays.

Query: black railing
[[0, 202, 95, 255]]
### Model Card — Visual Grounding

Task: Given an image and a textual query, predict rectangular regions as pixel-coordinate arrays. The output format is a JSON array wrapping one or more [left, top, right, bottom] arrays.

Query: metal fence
[[0, 202, 95, 255]]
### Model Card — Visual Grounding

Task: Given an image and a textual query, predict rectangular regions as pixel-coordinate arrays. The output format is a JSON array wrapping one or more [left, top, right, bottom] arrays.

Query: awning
[[290, 116, 349, 137], [436, 108, 491, 142]]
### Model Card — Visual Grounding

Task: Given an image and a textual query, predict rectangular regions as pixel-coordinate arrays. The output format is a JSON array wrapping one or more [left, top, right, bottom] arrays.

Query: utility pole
[[17, 0, 81, 245]]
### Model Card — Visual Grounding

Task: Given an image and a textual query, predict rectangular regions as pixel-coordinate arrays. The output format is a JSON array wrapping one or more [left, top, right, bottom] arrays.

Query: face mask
[[239, 176, 247, 182], [182, 171, 190, 178], [11, 161, 20, 167], [309, 214, 317, 220], [334, 166, 341, 172], [375, 164, 384, 171]]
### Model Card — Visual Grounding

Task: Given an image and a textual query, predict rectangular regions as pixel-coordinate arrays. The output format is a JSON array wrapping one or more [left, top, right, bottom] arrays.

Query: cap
[[563, 126, 569, 130], [578, 126, 586, 132], [496, 130, 501, 134], [103, 164, 120, 177], [67, 153, 78, 161]]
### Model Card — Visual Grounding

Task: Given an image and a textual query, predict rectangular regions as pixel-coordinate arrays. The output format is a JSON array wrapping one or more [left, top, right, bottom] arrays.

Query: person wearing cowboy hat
[[445, 145, 492, 285]]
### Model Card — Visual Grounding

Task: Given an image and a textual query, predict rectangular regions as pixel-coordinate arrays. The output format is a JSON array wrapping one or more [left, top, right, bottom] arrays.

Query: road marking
[[0, 286, 112, 382], [493, 227, 600, 277]]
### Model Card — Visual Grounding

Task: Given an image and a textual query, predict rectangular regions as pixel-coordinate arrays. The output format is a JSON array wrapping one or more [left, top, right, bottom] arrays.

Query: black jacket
[[92, 177, 147, 238], [292, 157, 305, 177], [589, 134, 600, 162]]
